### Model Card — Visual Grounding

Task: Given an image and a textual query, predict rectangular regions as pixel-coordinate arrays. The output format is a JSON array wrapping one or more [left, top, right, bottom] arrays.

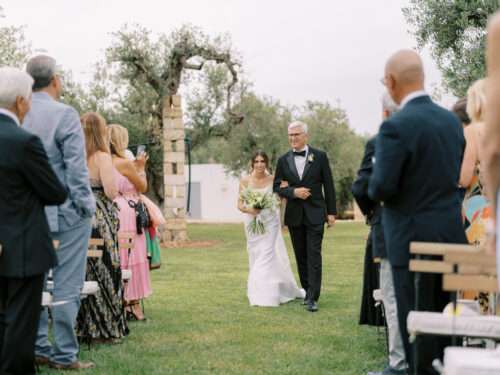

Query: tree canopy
[[404, 0, 498, 97], [0, 14, 365, 214], [0, 7, 31, 67]]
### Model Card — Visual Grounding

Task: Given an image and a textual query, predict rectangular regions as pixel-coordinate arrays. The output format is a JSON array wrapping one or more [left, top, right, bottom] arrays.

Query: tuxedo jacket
[[0, 114, 67, 278], [368, 96, 467, 267], [352, 136, 386, 258], [274, 146, 336, 226]]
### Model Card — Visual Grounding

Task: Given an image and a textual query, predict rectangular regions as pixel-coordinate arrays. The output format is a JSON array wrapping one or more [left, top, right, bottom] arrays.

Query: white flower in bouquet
[[240, 188, 279, 235]]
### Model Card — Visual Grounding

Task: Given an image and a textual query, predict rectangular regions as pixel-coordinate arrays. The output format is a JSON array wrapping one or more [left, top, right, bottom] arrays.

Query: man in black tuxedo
[[0, 67, 67, 375], [274, 121, 336, 312], [369, 50, 467, 375]]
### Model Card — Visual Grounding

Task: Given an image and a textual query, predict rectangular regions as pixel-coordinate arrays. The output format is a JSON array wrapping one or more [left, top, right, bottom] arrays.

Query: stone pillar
[[162, 95, 188, 242]]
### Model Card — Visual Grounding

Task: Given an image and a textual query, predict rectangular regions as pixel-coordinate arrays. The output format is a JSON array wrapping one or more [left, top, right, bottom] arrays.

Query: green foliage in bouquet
[[240, 188, 279, 235]]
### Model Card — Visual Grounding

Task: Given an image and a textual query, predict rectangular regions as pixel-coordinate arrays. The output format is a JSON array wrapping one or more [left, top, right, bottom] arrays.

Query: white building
[[185, 164, 243, 223]]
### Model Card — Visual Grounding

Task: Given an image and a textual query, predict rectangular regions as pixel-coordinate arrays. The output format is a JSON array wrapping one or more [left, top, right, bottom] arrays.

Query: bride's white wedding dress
[[244, 185, 305, 306]]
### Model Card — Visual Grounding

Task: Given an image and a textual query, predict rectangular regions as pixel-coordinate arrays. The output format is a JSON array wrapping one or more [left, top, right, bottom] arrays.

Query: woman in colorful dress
[[460, 79, 491, 312], [460, 79, 491, 246], [109, 124, 152, 321], [76, 112, 129, 343]]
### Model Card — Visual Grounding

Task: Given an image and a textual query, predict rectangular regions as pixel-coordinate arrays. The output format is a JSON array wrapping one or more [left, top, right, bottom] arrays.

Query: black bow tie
[[293, 150, 306, 157]]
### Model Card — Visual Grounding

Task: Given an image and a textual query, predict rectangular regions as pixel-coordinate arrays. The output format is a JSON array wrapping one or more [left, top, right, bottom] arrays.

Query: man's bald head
[[386, 50, 424, 85], [384, 49, 425, 104]]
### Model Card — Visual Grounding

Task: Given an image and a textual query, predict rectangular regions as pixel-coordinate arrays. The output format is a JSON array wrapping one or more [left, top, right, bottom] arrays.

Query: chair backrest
[[409, 241, 498, 293], [409, 242, 478, 274]]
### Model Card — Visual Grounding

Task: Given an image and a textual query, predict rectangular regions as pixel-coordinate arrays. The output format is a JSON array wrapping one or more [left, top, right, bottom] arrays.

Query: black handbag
[[126, 198, 151, 234]]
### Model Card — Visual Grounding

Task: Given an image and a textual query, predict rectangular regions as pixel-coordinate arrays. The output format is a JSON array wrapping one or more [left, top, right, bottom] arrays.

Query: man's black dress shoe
[[306, 300, 318, 312], [302, 298, 310, 305]]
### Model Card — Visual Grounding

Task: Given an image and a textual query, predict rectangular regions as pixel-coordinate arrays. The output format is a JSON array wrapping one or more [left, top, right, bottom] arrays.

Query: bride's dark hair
[[250, 150, 271, 173]]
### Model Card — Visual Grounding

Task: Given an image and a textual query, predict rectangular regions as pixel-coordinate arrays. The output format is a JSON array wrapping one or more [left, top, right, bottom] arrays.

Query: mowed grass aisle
[[42, 222, 385, 375]]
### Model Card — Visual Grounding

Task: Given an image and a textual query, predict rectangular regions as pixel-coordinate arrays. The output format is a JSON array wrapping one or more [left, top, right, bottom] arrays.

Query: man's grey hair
[[382, 91, 398, 115], [0, 67, 34, 109], [288, 121, 308, 134], [26, 55, 58, 90]]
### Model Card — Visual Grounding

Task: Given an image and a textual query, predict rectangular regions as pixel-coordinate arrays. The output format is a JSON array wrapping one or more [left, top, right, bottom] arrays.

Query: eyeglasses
[[288, 132, 304, 138]]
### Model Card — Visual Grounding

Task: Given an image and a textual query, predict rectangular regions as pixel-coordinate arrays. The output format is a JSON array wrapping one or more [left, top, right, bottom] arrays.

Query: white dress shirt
[[0, 108, 20, 127], [293, 145, 309, 179], [399, 90, 428, 109]]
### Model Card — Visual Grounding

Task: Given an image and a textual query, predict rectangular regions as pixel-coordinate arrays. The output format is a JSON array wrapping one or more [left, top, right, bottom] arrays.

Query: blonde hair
[[108, 124, 129, 159], [466, 79, 487, 123], [81, 112, 109, 158]]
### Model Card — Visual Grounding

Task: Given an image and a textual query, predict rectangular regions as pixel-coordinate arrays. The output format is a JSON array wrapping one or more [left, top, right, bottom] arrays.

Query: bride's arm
[[238, 178, 249, 213]]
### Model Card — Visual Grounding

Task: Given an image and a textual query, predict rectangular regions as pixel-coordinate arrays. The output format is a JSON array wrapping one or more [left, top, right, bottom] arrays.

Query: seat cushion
[[81, 281, 99, 295], [444, 347, 500, 374], [407, 311, 500, 339]]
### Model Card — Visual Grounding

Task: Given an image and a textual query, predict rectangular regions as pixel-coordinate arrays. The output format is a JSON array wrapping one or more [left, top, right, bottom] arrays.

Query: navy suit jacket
[[0, 114, 67, 277], [368, 95, 467, 267]]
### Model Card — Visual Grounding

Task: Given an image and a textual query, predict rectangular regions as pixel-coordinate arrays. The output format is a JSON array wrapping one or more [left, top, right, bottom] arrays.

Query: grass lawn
[[42, 221, 385, 375]]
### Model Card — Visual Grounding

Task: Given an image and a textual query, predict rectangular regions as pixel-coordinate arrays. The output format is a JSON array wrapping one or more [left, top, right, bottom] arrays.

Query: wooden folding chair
[[117, 232, 135, 266], [408, 242, 483, 373], [117, 232, 145, 316], [407, 242, 500, 374]]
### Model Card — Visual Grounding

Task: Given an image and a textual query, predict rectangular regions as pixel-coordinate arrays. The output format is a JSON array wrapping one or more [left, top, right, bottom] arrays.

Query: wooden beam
[[409, 260, 453, 274], [444, 253, 497, 268], [89, 238, 104, 247], [87, 250, 103, 258], [443, 274, 499, 292], [410, 242, 477, 255], [458, 264, 497, 276]]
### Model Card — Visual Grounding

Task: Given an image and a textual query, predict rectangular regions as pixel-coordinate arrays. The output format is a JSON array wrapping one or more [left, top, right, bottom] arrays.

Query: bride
[[238, 150, 305, 306]]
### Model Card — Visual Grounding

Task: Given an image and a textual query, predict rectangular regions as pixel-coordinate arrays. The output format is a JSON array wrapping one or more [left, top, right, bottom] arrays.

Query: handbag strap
[[119, 191, 140, 209]]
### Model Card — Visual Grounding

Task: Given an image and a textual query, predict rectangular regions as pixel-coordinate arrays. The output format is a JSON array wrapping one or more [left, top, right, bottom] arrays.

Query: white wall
[[185, 164, 243, 223]]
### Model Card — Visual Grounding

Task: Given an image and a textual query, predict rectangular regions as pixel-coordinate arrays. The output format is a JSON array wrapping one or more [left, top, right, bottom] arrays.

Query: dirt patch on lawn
[[161, 240, 220, 249]]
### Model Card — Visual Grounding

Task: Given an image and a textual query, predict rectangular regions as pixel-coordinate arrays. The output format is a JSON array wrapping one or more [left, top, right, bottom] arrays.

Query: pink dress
[[114, 170, 152, 301]]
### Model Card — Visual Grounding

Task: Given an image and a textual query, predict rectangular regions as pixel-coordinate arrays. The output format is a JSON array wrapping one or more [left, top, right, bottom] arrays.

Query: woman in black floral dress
[[76, 112, 128, 343]]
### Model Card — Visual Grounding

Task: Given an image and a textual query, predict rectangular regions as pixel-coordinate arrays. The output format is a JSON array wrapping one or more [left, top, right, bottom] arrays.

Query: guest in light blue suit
[[24, 55, 96, 370]]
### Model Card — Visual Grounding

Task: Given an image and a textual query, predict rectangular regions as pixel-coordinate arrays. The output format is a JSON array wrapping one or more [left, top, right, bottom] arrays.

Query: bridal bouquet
[[240, 188, 279, 235]]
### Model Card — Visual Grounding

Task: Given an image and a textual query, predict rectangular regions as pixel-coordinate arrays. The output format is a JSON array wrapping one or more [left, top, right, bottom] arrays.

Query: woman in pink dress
[[109, 124, 152, 321]]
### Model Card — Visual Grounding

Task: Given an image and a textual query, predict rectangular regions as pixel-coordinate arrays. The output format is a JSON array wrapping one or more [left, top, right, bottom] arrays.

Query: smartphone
[[136, 145, 146, 156]]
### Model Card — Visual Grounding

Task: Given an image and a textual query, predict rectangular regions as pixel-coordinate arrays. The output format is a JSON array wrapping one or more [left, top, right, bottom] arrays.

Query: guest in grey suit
[[24, 55, 96, 370]]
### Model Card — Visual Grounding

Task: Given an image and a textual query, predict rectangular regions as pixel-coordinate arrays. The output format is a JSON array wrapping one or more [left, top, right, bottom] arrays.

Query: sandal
[[126, 301, 146, 321]]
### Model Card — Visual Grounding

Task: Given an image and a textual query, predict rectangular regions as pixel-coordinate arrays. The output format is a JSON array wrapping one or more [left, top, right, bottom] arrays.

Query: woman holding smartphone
[[109, 124, 152, 321]]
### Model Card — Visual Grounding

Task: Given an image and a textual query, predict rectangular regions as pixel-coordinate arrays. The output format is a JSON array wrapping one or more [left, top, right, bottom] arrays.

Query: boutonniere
[[308, 153, 315, 163]]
